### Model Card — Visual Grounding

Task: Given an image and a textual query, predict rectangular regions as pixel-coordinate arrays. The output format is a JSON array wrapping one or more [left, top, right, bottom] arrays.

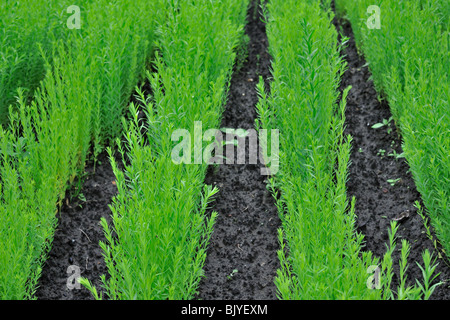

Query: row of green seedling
[[256, 0, 441, 299], [335, 0, 449, 259], [0, 0, 164, 299], [80, 0, 249, 300]]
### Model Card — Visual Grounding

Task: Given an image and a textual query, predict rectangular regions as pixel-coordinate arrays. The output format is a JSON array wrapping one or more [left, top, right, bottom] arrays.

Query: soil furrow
[[36, 152, 117, 300], [331, 3, 450, 299], [196, 0, 281, 300]]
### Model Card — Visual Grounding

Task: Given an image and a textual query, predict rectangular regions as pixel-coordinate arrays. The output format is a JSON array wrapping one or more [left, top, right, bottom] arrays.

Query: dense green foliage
[[336, 0, 450, 259], [0, 0, 163, 299], [0, 1, 95, 125], [0, 0, 445, 300]]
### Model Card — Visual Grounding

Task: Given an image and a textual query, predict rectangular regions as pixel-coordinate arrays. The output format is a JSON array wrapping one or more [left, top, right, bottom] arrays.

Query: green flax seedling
[[227, 269, 239, 281], [378, 221, 442, 300], [388, 150, 405, 160], [371, 117, 393, 134], [387, 178, 401, 186], [415, 250, 443, 300], [396, 239, 421, 300]]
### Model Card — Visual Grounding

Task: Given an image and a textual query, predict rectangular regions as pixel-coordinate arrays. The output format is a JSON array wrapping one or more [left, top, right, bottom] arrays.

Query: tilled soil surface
[[196, 0, 281, 300], [36, 152, 117, 300], [332, 4, 449, 299]]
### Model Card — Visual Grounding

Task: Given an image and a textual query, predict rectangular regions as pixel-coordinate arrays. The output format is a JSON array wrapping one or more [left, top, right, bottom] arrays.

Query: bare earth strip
[[197, 0, 281, 300]]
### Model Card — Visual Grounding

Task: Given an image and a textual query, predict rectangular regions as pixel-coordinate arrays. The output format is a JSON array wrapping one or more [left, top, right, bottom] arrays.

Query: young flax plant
[[381, 221, 442, 300], [80, 0, 249, 299]]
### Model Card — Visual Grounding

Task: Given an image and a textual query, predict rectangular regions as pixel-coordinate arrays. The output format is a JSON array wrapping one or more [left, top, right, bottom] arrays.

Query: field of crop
[[0, 0, 448, 302], [335, 0, 449, 261]]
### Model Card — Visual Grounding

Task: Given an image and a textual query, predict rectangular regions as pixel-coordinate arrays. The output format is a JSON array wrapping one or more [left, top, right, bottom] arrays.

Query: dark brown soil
[[35, 152, 117, 300], [196, 0, 281, 300], [331, 4, 450, 299]]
